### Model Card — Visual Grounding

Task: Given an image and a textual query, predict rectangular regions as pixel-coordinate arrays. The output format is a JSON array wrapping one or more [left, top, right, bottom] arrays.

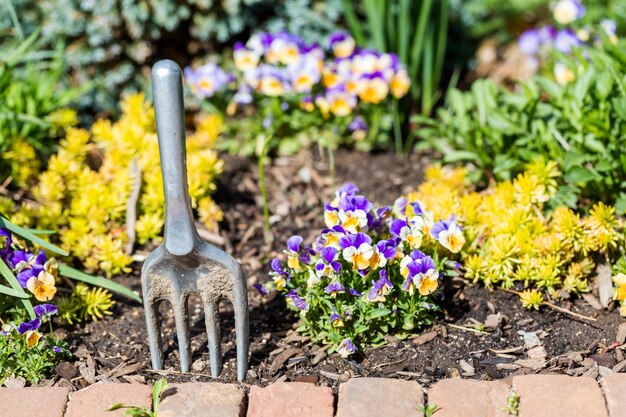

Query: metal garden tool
[[141, 59, 249, 380]]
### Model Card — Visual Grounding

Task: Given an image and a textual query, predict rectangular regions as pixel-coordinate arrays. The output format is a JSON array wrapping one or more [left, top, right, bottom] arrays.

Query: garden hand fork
[[141, 59, 249, 380]]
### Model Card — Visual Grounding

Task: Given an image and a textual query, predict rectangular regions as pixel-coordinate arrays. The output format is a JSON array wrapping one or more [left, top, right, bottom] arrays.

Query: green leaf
[[573, 69, 595, 104], [370, 308, 391, 319], [0, 258, 35, 319], [615, 193, 626, 215], [443, 150, 480, 164], [0, 283, 31, 298], [152, 379, 169, 412], [0, 217, 68, 256], [612, 96, 626, 121], [564, 166, 601, 183], [595, 70, 614, 100], [58, 264, 142, 303]]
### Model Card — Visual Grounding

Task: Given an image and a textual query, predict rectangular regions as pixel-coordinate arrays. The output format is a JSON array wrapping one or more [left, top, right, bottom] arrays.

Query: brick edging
[[2, 374, 624, 417]]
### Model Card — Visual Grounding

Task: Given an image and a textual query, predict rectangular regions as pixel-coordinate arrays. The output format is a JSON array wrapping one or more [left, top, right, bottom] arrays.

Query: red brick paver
[[64, 383, 151, 417], [602, 373, 626, 417], [0, 387, 70, 417], [513, 375, 608, 417], [336, 377, 424, 417], [159, 383, 246, 417], [428, 379, 511, 417], [247, 382, 334, 417]]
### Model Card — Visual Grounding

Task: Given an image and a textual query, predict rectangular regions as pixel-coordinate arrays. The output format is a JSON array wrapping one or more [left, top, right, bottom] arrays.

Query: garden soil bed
[[48, 148, 624, 392]]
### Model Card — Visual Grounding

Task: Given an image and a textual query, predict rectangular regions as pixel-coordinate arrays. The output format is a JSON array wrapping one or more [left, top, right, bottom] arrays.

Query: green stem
[[327, 144, 335, 190], [392, 99, 403, 155], [258, 136, 273, 245]]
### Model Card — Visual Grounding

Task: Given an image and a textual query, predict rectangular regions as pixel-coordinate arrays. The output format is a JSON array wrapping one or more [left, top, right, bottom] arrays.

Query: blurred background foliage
[[0, 0, 344, 115]]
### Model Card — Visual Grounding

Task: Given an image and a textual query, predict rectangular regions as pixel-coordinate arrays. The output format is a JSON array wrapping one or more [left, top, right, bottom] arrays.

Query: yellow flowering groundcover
[[1, 93, 224, 278], [406, 159, 626, 313]]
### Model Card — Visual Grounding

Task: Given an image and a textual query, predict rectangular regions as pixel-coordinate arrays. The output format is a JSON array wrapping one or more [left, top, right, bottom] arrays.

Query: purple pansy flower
[[554, 29, 580, 53], [17, 318, 41, 335], [13, 250, 47, 288], [337, 338, 357, 357], [0, 228, 11, 258], [376, 239, 398, 260], [338, 195, 372, 213], [348, 116, 367, 132], [270, 258, 290, 279], [329, 312, 343, 327], [430, 216, 461, 240], [325, 281, 345, 297], [349, 288, 362, 297], [409, 201, 425, 216], [287, 236, 303, 253], [328, 31, 351, 47], [253, 283, 269, 296], [390, 219, 409, 239], [368, 270, 393, 302], [34, 303, 57, 318], [539, 25, 557, 43], [394, 197, 408, 216], [286, 290, 308, 311], [338, 232, 372, 250], [519, 29, 543, 55], [315, 247, 342, 276]]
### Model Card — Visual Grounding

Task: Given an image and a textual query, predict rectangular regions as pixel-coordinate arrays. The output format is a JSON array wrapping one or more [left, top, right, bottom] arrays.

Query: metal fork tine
[[173, 293, 192, 372], [204, 301, 222, 377], [232, 272, 249, 381], [144, 298, 164, 370]]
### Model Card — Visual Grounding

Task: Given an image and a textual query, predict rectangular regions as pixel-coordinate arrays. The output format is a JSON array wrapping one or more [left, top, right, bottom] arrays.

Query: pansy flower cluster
[[1, 229, 58, 303], [517, 0, 619, 84], [257, 185, 463, 356], [184, 30, 411, 149], [0, 300, 68, 384], [405, 160, 625, 313], [0, 228, 65, 354], [1, 304, 60, 350]]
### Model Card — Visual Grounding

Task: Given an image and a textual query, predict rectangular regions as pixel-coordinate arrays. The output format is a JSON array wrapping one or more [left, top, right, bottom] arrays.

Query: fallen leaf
[[412, 330, 438, 346], [269, 348, 301, 375]]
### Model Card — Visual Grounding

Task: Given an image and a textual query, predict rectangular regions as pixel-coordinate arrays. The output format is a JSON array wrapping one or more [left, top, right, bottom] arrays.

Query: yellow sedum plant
[[406, 159, 625, 311], [5, 93, 224, 277]]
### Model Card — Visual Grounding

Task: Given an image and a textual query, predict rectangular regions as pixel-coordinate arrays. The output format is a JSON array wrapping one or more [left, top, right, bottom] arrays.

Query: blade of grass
[[409, 0, 433, 99], [24, 228, 57, 235], [421, 25, 434, 114], [0, 216, 68, 256], [397, 0, 410, 64], [2, 0, 24, 39], [341, 0, 365, 45], [0, 258, 35, 319], [0, 283, 30, 298], [58, 264, 142, 303], [364, 0, 385, 50], [433, 0, 449, 92]]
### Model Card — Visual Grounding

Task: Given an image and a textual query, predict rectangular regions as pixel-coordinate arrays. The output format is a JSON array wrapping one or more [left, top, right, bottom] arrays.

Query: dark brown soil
[[51, 148, 625, 391]]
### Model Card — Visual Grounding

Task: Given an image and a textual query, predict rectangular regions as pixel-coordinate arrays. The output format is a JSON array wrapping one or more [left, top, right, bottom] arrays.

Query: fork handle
[[152, 59, 198, 256]]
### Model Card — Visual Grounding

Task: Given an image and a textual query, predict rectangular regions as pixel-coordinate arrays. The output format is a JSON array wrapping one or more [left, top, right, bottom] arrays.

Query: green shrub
[[415, 37, 626, 213]]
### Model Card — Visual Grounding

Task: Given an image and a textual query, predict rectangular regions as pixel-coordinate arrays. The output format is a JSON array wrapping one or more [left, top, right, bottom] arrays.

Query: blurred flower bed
[[185, 30, 411, 155]]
